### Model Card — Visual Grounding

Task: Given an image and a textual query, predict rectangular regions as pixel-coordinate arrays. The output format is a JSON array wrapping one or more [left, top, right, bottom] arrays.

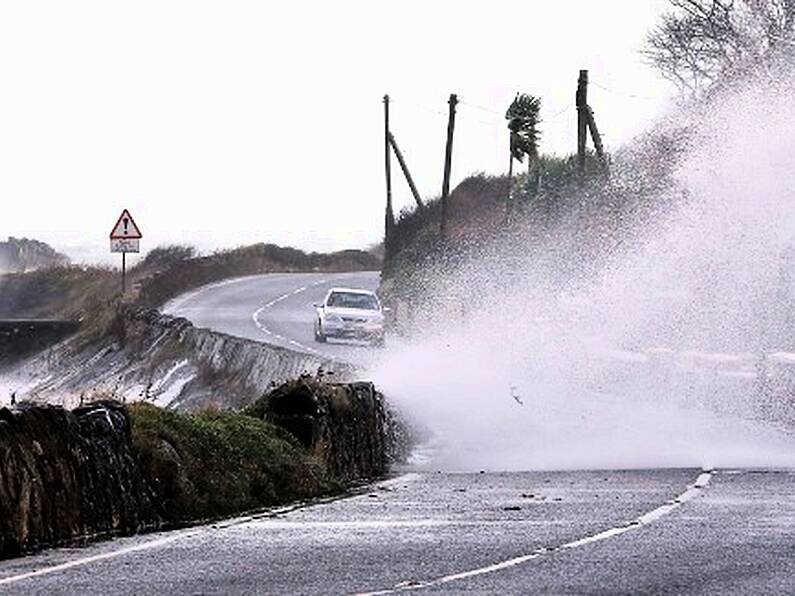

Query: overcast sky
[[0, 1, 676, 264]]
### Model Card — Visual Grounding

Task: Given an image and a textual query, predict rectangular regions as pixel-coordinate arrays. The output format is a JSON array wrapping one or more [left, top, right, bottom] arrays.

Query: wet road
[[1, 468, 794, 594], [162, 271, 382, 364], [37, 275, 783, 593]]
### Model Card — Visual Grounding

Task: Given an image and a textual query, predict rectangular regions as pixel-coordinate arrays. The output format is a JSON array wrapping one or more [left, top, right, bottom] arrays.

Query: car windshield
[[327, 292, 379, 310]]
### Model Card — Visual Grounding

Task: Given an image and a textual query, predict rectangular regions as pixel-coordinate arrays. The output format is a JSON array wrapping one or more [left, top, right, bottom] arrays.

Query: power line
[[459, 99, 503, 116], [590, 80, 658, 101], [389, 98, 447, 118], [545, 104, 571, 120], [389, 95, 574, 134]]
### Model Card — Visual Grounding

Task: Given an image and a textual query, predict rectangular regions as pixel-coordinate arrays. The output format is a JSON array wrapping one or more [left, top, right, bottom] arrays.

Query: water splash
[[369, 68, 795, 471]]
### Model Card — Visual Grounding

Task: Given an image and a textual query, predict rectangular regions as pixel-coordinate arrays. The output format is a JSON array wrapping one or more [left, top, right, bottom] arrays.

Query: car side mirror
[[313, 303, 322, 308]]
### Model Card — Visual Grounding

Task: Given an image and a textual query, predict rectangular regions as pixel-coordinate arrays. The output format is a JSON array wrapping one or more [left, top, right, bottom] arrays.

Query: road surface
[[1, 468, 794, 594], [3, 273, 790, 593], [163, 271, 382, 364]]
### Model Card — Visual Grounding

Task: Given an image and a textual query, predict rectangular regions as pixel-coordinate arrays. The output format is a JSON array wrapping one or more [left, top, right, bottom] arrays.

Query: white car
[[313, 288, 386, 346]]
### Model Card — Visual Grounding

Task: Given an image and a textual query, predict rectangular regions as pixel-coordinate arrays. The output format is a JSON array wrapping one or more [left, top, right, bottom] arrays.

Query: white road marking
[[251, 285, 322, 356], [354, 469, 715, 595], [163, 276, 261, 315], [0, 529, 203, 586], [0, 472, 419, 587]]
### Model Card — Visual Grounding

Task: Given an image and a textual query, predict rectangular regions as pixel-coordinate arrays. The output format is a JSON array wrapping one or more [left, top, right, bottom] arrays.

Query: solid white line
[[163, 276, 258, 315], [354, 470, 714, 595], [0, 471, 418, 587], [0, 529, 202, 586]]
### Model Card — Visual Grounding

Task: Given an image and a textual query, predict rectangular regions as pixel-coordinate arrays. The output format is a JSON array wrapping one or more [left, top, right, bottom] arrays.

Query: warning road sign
[[111, 238, 139, 253], [110, 209, 142, 240], [110, 209, 142, 254], [109, 209, 142, 294]]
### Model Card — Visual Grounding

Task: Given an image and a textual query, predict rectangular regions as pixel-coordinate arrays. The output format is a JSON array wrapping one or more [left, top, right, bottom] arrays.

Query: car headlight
[[364, 318, 384, 329], [324, 313, 343, 324]]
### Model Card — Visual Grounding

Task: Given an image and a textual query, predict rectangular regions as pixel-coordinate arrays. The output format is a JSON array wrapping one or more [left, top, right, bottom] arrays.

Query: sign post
[[110, 209, 142, 294]]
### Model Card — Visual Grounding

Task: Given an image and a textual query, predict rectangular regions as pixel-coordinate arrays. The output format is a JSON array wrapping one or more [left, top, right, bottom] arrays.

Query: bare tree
[[645, 0, 795, 92]]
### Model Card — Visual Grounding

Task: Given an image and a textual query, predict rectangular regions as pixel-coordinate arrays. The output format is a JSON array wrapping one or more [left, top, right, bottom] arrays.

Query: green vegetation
[[129, 402, 338, 521], [136, 243, 381, 308], [0, 241, 382, 350], [0, 265, 118, 321]]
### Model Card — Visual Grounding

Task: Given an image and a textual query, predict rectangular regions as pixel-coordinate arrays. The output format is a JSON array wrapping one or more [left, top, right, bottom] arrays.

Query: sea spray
[[368, 67, 795, 471]]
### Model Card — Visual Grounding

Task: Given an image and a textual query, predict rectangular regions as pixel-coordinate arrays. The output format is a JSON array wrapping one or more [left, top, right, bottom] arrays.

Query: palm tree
[[505, 93, 541, 218]]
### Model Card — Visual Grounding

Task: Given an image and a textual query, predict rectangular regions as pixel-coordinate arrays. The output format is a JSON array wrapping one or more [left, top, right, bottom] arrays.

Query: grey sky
[[0, 1, 675, 264]]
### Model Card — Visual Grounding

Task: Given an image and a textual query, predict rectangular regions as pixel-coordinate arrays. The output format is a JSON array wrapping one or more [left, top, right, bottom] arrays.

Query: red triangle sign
[[110, 209, 142, 239]]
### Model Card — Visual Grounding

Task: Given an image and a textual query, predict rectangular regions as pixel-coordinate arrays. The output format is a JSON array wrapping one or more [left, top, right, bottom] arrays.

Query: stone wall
[[247, 378, 407, 481], [0, 402, 160, 558]]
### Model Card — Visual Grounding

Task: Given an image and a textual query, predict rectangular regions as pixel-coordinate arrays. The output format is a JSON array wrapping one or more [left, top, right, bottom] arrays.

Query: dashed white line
[[354, 469, 715, 595], [252, 285, 322, 356]]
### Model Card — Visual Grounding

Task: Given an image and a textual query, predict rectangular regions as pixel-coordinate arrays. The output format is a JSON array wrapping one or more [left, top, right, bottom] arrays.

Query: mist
[[368, 67, 795, 472]]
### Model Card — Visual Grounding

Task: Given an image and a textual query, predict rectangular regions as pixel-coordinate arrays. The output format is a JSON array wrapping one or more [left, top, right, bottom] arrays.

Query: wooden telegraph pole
[[440, 93, 458, 236], [586, 106, 607, 170], [576, 70, 588, 176], [575, 69, 608, 176], [383, 95, 394, 251], [388, 133, 424, 209]]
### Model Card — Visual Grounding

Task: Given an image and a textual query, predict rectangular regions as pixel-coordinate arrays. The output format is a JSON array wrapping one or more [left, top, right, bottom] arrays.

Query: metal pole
[[441, 93, 458, 236], [122, 252, 126, 295]]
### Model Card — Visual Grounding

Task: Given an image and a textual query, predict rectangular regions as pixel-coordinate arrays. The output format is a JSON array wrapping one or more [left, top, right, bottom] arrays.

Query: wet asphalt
[[162, 271, 382, 365], [9, 274, 787, 594], [0, 469, 794, 594]]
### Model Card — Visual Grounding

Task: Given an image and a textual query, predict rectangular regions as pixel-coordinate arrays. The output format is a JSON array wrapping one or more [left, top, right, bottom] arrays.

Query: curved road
[[163, 271, 382, 365], [1, 469, 795, 594], [1, 274, 793, 593]]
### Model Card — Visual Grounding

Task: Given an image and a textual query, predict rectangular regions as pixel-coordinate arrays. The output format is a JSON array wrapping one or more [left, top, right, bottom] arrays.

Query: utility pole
[[383, 95, 394, 251], [388, 133, 424, 209], [586, 106, 608, 171], [506, 136, 514, 219], [576, 70, 588, 176], [440, 93, 458, 236]]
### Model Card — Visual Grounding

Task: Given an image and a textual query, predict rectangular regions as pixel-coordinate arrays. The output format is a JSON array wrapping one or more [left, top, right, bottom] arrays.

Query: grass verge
[[129, 402, 340, 522]]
